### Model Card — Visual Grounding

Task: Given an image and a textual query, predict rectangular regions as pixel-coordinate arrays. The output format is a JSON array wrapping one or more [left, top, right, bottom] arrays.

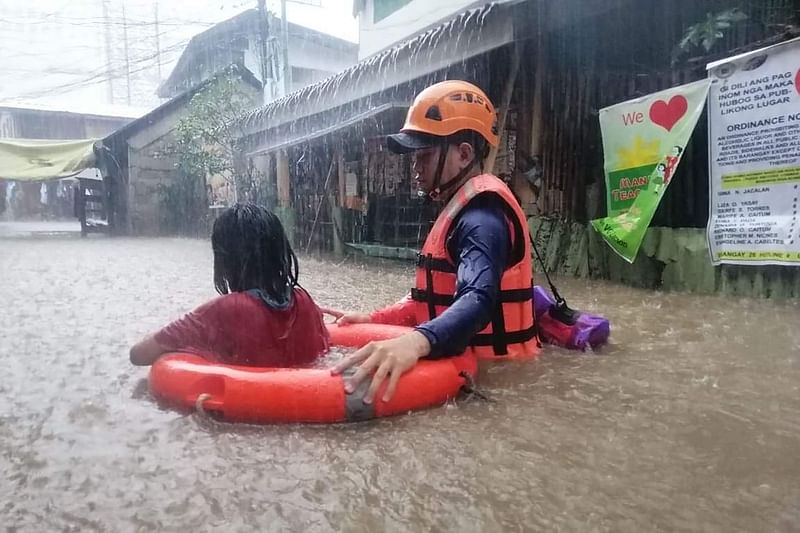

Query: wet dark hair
[[447, 130, 490, 166], [211, 204, 299, 305]]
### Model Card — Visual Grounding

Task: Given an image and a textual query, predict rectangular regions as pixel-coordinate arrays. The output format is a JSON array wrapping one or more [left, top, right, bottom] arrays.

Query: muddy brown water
[[1, 236, 799, 532]]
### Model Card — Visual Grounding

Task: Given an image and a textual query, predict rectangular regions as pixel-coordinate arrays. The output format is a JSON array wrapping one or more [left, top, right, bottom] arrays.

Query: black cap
[[386, 131, 441, 154]]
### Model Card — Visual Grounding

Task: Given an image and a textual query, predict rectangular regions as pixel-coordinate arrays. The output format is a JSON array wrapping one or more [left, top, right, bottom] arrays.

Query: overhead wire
[[0, 6, 215, 101], [0, 0, 351, 102], [10, 39, 193, 100]]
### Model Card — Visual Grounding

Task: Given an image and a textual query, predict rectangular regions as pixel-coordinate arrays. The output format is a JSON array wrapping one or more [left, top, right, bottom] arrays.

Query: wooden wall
[[511, 0, 799, 225]]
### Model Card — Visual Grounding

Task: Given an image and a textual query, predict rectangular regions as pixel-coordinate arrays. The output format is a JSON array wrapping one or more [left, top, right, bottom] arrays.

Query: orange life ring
[[148, 323, 477, 424]]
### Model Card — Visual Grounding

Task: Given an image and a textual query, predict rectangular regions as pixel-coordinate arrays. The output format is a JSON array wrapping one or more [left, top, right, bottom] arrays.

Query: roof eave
[[241, 2, 518, 137]]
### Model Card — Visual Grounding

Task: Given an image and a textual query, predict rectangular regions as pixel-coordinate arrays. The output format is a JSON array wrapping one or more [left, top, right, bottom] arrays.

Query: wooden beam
[[305, 156, 337, 254], [276, 149, 290, 208], [486, 43, 521, 174], [337, 143, 346, 208], [334, 142, 346, 255], [529, 38, 545, 159]]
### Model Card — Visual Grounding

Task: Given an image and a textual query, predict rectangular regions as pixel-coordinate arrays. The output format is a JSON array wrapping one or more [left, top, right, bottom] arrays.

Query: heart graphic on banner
[[649, 95, 688, 132], [795, 68, 800, 95]]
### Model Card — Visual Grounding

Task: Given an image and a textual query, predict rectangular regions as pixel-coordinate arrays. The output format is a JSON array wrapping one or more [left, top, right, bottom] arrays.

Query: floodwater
[[2, 235, 799, 532]]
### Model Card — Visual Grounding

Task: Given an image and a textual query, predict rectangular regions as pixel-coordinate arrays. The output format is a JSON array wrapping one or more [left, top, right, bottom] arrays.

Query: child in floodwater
[[129, 204, 330, 367]]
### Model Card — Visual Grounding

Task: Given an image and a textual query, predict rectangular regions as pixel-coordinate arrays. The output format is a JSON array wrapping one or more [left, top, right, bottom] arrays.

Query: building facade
[[157, 9, 358, 104], [352, 0, 515, 59], [0, 103, 138, 224], [239, 0, 800, 296]]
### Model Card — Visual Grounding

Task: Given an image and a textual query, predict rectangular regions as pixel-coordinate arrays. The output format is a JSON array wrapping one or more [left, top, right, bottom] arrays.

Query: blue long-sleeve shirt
[[415, 194, 510, 358]]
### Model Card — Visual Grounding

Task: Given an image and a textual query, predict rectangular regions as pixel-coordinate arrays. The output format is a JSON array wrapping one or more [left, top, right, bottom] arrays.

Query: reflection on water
[[1, 237, 799, 532]]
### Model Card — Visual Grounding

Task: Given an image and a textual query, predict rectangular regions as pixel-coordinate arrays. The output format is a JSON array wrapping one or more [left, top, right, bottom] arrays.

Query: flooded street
[[2, 235, 800, 532]]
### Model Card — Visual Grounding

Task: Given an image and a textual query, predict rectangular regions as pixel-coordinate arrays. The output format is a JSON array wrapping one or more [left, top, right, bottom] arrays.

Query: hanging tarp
[[0, 138, 99, 181]]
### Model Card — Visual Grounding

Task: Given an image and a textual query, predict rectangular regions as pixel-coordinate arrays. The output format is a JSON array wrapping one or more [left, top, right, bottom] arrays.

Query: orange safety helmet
[[387, 80, 498, 154]]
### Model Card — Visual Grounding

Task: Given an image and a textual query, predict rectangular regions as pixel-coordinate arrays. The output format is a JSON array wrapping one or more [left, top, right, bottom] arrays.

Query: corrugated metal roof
[[0, 101, 151, 120], [240, 2, 517, 136], [248, 102, 407, 155], [104, 64, 262, 144]]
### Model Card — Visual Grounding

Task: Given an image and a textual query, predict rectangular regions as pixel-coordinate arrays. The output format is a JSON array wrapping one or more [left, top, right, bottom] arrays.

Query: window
[[373, 0, 412, 23]]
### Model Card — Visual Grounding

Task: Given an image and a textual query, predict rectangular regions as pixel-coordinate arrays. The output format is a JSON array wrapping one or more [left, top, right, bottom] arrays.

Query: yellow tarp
[[0, 138, 99, 181]]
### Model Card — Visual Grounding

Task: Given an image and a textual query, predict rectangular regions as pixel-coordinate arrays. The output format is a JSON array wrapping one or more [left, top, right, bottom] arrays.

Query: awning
[[241, 2, 520, 137], [241, 0, 635, 142], [248, 103, 408, 155], [0, 138, 99, 181]]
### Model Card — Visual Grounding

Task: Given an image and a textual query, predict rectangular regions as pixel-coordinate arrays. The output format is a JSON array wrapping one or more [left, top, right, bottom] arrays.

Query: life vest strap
[[423, 254, 437, 319], [411, 288, 453, 307], [490, 304, 508, 355], [410, 287, 533, 306], [470, 324, 538, 349], [495, 288, 534, 303], [415, 254, 456, 273]]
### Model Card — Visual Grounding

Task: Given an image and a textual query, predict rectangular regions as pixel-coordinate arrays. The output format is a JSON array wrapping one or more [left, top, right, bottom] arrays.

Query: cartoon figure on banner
[[663, 145, 683, 185], [653, 163, 668, 194], [652, 145, 684, 194]]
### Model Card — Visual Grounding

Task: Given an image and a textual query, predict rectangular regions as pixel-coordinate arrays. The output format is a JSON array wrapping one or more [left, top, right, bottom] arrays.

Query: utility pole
[[101, 0, 114, 103], [257, 0, 272, 103], [154, 2, 162, 81], [122, 1, 132, 105], [281, 0, 291, 95]]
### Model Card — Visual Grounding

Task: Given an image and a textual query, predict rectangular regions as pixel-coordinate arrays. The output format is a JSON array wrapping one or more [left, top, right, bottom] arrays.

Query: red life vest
[[411, 174, 540, 360]]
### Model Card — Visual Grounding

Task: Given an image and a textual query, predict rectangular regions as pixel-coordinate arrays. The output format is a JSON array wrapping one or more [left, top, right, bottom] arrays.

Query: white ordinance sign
[[707, 38, 800, 266]]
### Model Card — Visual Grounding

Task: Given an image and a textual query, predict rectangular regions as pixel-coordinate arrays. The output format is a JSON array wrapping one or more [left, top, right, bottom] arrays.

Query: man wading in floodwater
[[330, 80, 539, 403]]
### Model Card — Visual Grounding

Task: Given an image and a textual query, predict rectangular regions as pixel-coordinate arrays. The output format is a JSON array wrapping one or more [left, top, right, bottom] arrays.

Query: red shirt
[[154, 288, 330, 367]]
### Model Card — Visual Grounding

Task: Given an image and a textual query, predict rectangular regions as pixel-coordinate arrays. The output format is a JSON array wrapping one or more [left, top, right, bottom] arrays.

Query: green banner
[[592, 79, 711, 263]]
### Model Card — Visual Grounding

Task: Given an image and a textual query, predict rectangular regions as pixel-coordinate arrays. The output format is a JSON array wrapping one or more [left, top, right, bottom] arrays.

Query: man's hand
[[331, 331, 431, 403]]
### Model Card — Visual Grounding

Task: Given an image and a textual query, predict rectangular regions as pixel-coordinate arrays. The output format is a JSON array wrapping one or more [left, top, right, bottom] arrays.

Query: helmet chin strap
[[425, 142, 477, 202]]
